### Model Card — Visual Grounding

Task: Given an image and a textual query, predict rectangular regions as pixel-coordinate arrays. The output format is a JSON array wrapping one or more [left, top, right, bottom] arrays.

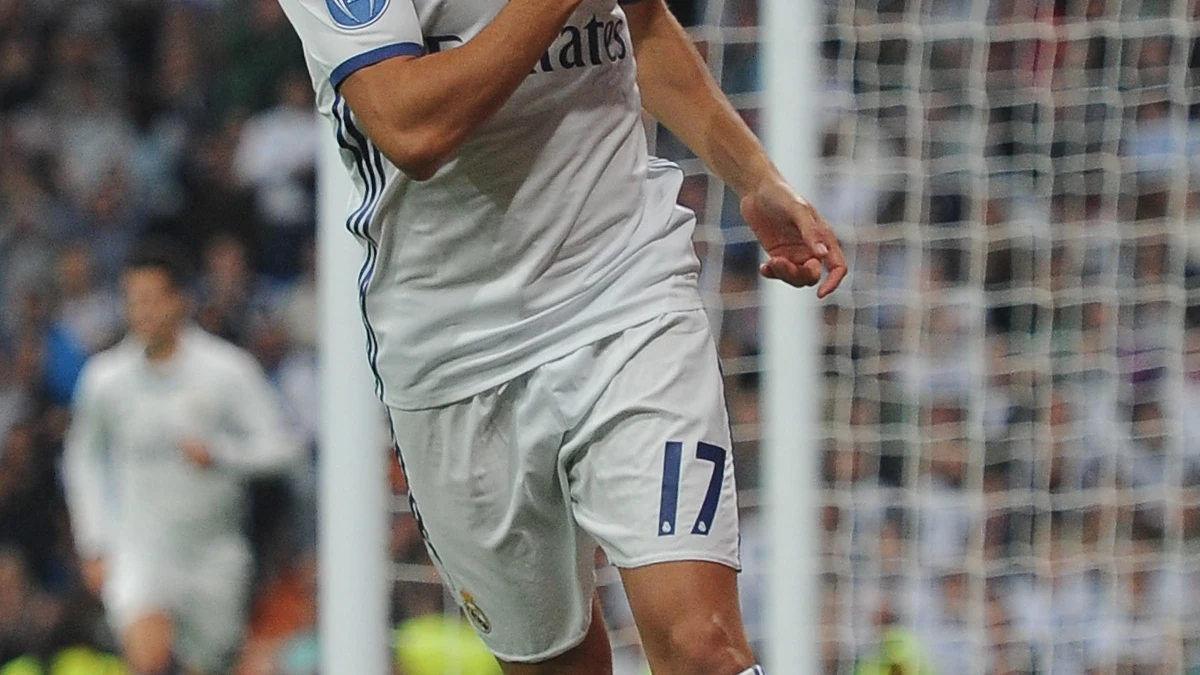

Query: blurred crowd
[[5, 0, 1200, 673], [0, 0, 331, 671]]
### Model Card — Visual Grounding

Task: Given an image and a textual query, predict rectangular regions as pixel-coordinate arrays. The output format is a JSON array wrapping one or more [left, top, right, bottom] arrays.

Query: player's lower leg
[[497, 594, 612, 675], [619, 560, 756, 675], [122, 612, 180, 675]]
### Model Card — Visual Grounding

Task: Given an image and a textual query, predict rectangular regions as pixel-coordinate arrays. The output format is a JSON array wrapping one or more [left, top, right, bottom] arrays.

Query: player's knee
[[656, 616, 752, 674], [124, 647, 175, 675], [123, 620, 176, 675]]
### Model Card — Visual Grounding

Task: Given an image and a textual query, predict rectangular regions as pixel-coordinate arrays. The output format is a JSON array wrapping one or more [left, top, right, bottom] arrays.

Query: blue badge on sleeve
[[326, 0, 389, 29]]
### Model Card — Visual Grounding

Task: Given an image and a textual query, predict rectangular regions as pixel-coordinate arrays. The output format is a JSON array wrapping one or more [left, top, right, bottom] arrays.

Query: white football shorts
[[103, 538, 251, 673], [388, 308, 741, 662]]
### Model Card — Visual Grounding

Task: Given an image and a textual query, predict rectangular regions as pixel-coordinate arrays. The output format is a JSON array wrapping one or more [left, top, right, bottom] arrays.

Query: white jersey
[[63, 326, 299, 561], [279, 0, 703, 408]]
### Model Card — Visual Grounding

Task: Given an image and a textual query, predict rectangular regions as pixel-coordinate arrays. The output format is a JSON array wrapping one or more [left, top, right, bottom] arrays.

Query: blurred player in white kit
[[279, 0, 847, 672], [62, 244, 300, 675]]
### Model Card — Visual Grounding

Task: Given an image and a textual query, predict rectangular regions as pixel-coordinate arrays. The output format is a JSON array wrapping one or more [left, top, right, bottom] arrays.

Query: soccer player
[[62, 244, 300, 675], [279, 0, 847, 672]]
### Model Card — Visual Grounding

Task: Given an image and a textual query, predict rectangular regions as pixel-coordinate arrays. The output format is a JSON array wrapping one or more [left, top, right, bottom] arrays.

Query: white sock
[[734, 667, 765, 675]]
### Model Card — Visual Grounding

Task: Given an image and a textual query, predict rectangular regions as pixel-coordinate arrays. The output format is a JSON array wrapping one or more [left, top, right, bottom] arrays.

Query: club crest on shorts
[[460, 590, 492, 634], [325, 0, 389, 30]]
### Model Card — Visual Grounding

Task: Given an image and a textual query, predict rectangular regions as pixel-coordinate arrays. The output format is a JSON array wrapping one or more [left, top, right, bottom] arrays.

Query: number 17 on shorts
[[658, 441, 727, 537]]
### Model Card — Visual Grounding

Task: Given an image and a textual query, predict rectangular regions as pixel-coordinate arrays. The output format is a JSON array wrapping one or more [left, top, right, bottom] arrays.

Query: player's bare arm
[[625, 0, 847, 297], [339, 0, 584, 181]]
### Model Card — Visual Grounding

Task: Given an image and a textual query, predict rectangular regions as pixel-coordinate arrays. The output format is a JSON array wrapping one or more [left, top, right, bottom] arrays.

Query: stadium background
[[2, 0, 1199, 672]]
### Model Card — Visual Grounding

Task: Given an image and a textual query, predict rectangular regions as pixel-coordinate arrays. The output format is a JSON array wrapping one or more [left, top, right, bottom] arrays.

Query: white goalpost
[[317, 131, 390, 675], [761, 0, 822, 671]]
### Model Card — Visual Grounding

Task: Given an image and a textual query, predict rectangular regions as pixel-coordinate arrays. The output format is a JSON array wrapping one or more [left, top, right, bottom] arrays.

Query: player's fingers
[[818, 263, 847, 298], [763, 256, 826, 288], [799, 259, 823, 287], [810, 211, 847, 298], [818, 246, 849, 298], [790, 201, 829, 259], [780, 258, 821, 288], [771, 258, 800, 281], [761, 257, 801, 285]]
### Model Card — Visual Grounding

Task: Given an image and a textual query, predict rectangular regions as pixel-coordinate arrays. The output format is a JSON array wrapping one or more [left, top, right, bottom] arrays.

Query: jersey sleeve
[[205, 352, 301, 477], [278, 0, 427, 89], [63, 361, 114, 560]]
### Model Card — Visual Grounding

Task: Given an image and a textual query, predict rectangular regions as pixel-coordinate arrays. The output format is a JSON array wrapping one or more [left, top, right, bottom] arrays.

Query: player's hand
[[181, 439, 213, 468], [741, 178, 847, 298], [81, 557, 106, 596]]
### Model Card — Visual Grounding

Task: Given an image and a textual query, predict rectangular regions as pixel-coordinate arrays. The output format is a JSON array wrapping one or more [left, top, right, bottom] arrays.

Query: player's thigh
[[566, 309, 740, 571], [388, 377, 598, 663], [104, 553, 172, 654], [619, 561, 754, 675]]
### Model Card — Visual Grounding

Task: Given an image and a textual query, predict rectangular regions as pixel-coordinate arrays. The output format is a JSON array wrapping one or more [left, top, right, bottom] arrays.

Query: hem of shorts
[[484, 599, 596, 664], [106, 603, 161, 632], [608, 551, 743, 573], [384, 299, 706, 410]]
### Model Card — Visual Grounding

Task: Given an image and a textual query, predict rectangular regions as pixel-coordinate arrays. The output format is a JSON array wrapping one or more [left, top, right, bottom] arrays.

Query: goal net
[[814, 0, 1200, 672], [391, 0, 1200, 672]]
